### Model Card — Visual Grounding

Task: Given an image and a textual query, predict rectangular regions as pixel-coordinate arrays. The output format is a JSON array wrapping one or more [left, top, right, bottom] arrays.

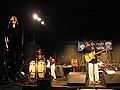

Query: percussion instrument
[[38, 61, 46, 78], [29, 60, 35, 78], [29, 60, 46, 79]]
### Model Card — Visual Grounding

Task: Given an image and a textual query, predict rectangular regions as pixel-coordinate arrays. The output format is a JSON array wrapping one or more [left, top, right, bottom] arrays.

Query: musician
[[84, 41, 99, 84], [36, 49, 45, 62], [97, 58, 104, 70], [84, 41, 91, 53], [49, 56, 56, 80]]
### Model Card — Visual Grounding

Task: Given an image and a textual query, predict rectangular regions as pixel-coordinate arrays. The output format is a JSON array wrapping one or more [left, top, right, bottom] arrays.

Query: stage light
[[9, 16, 18, 28], [33, 14, 38, 20], [4, 36, 9, 51], [41, 21, 45, 25], [37, 17, 41, 21]]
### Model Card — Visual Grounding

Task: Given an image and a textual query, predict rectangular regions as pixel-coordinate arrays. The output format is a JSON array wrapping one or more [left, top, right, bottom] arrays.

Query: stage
[[1, 76, 120, 90]]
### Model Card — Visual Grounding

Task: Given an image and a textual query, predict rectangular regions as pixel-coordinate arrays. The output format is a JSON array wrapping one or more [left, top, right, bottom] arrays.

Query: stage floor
[[8, 77, 120, 89], [1, 77, 120, 90]]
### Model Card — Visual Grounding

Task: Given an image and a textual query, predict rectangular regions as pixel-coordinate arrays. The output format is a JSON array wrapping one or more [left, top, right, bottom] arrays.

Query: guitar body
[[85, 49, 107, 62], [85, 51, 96, 62]]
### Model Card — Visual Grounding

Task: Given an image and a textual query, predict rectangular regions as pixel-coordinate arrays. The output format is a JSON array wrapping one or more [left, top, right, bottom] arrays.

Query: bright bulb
[[33, 14, 38, 20], [41, 21, 45, 25], [37, 17, 41, 21]]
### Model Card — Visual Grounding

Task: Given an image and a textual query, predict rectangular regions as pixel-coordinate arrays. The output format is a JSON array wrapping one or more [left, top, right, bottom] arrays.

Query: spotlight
[[33, 14, 38, 20]]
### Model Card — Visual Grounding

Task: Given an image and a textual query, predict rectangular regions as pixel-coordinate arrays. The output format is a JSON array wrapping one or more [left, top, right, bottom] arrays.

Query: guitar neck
[[95, 49, 107, 55]]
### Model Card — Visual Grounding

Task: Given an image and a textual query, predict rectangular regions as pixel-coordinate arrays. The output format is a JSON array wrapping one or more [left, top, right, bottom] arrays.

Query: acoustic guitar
[[85, 49, 107, 62]]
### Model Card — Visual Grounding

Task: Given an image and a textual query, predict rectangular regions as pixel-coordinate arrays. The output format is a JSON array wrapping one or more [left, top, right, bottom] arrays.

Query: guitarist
[[84, 41, 99, 85]]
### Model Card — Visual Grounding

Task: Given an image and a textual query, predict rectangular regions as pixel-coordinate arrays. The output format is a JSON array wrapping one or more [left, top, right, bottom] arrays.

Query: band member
[[36, 49, 46, 79], [49, 56, 56, 80], [84, 41, 99, 84], [36, 49, 45, 62], [46, 59, 51, 79], [97, 58, 104, 70]]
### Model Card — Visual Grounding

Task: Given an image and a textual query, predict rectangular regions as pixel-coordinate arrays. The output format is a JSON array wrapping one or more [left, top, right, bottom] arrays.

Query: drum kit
[[98, 59, 115, 71]]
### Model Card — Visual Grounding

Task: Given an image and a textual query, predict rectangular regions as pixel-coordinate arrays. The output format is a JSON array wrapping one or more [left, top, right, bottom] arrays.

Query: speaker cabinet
[[55, 66, 64, 77], [67, 72, 87, 86], [37, 79, 51, 87], [102, 71, 120, 86]]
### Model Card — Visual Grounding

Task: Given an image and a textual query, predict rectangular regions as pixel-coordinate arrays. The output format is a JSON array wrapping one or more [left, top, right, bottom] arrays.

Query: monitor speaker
[[67, 72, 87, 86], [102, 71, 120, 86], [55, 66, 64, 77]]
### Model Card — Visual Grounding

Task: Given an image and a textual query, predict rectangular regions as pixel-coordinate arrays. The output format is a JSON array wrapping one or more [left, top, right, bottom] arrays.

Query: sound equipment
[[37, 79, 51, 87], [102, 71, 120, 86], [67, 72, 87, 86], [55, 66, 64, 77]]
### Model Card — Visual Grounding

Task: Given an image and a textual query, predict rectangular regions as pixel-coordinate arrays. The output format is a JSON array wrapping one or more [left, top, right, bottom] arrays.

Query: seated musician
[[97, 58, 105, 80], [97, 58, 104, 70]]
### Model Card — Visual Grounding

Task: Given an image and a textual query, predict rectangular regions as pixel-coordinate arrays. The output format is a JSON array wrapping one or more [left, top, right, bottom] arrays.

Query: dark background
[[0, 0, 120, 80], [0, 0, 119, 40]]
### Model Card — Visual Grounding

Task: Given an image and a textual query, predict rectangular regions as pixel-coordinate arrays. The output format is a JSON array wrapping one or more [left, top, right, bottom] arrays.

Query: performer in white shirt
[[97, 58, 104, 70], [49, 56, 56, 80]]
